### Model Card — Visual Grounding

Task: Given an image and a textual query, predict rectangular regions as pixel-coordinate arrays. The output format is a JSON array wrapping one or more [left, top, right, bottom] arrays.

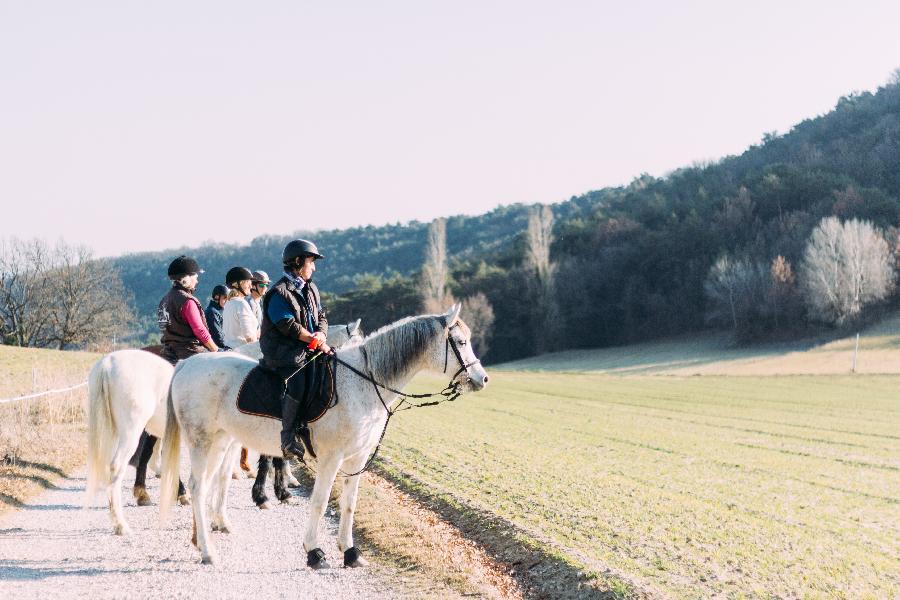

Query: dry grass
[[0, 345, 98, 515]]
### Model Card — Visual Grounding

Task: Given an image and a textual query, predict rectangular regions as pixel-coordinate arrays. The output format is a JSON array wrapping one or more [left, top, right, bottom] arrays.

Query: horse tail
[[159, 367, 182, 524], [85, 357, 114, 506]]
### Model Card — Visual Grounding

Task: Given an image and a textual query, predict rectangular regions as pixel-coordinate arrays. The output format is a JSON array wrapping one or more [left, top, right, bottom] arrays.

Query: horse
[[245, 321, 365, 510], [160, 304, 488, 568], [85, 322, 361, 536]]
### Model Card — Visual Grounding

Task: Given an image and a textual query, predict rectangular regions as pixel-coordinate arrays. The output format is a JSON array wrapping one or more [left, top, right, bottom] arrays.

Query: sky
[[1, 1, 898, 257]]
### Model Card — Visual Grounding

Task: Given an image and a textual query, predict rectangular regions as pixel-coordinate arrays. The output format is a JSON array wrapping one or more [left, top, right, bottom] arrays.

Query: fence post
[[852, 332, 860, 373]]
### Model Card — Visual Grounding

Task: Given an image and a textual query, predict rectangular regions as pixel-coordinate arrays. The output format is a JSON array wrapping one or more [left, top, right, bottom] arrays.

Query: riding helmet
[[167, 255, 203, 279], [225, 266, 254, 287], [282, 239, 324, 265], [211, 284, 229, 297], [251, 270, 270, 284]]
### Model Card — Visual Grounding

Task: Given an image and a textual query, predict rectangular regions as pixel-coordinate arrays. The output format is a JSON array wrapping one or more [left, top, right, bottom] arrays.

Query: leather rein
[[329, 319, 480, 477]]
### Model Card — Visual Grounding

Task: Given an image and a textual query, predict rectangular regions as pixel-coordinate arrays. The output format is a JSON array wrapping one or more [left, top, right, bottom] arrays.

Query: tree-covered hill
[[113, 75, 900, 362]]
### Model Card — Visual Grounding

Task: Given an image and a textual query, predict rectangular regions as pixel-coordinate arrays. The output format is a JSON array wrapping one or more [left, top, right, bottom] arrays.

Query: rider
[[157, 255, 219, 365], [247, 270, 270, 334], [204, 284, 229, 350], [259, 239, 330, 460], [222, 266, 259, 349]]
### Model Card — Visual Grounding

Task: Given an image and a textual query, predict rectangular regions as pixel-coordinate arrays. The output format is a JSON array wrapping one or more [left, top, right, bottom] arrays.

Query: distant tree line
[[9, 72, 900, 363]]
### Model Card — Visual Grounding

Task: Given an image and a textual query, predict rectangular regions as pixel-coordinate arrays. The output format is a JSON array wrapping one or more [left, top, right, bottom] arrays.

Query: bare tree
[[524, 205, 560, 352], [768, 255, 798, 331], [0, 238, 55, 346], [800, 217, 895, 325], [0, 238, 132, 349], [46, 242, 133, 349], [704, 254, 768, 336], [460, 292, 495, 357], [421, 218, 456, 313]]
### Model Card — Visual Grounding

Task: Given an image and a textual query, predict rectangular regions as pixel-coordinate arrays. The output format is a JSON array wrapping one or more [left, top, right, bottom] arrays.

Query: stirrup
[[281, 438, 306, 461], [296, 424, 317, 459]]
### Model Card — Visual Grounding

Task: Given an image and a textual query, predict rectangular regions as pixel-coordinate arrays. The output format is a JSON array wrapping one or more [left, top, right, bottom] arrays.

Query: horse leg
[[108, 431, 141, 535], [252, 455, 273, 509], [188, 441, 221, 565], [177, 477, 191, 505], [211, 441, 240, 534], [303, 454, 341, 569], [149, 436, 162, 477], [285, 457, 301, 488], [133, 434, 157, 506], [337, 455, 370, 567], [272, 456, 293, 504]]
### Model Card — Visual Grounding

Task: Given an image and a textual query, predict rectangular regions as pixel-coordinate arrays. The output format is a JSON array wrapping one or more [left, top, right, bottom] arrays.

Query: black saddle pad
[[236, 366, 285, 420], [236, 359, 336, 422]]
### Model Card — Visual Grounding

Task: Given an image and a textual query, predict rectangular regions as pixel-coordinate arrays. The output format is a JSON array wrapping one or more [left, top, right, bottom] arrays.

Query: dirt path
[[0, 465, 416, 599]]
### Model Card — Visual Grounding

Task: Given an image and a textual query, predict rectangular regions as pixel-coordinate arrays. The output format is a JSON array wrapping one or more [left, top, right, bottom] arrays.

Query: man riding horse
[[260, 239, 332, 461]]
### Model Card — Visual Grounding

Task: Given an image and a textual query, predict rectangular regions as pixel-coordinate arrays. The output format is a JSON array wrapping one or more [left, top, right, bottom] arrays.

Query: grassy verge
[[0, 345, 97, 515]]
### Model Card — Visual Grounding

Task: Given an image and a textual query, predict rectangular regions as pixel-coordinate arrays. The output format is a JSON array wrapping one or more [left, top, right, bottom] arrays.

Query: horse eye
[[458, 339, 468, 346]]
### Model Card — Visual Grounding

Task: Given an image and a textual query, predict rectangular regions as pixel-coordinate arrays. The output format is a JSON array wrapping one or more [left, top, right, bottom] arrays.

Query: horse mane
[[358, 314, 445, 383]]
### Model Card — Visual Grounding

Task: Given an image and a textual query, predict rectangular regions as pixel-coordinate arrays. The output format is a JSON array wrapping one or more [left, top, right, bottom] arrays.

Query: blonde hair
[[227, 287, 246, 300]]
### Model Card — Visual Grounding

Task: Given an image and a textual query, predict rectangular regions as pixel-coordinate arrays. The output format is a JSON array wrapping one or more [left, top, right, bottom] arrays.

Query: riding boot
[[280, 393, 306, 460]]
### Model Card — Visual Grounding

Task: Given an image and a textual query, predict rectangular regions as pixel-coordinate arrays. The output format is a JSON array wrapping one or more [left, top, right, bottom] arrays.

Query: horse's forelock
[[454, 318, 471, 339]]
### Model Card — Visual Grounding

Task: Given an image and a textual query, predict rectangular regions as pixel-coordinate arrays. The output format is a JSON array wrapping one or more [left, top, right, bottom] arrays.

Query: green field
[[379, 372, 900, 599]]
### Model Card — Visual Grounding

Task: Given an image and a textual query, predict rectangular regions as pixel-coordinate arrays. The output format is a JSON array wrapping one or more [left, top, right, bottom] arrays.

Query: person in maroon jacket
[[157, 255, 220, 365]]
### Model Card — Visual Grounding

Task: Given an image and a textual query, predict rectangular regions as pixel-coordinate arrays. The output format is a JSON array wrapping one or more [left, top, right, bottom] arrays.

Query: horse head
[[438, 303, 489, 392]]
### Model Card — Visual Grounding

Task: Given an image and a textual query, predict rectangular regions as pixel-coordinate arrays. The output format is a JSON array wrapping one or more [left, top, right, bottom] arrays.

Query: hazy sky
[[1, 1, 898, 257]]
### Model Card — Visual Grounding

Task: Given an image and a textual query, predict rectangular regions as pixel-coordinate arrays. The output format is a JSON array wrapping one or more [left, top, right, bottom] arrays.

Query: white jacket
[[223, 296, 259, 348]]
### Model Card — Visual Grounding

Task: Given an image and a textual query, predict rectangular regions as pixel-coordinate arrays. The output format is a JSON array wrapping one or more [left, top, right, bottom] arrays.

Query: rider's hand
[[312, 331, 327, 344], [319, 342, 332, 354]]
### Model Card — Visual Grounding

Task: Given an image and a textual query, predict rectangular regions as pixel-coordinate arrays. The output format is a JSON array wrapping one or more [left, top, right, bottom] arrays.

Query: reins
[[331, 320, 479, 477]]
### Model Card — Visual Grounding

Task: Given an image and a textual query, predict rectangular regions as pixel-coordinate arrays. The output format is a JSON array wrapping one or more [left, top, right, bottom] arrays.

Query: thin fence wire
[[0, 381, 88, 405]]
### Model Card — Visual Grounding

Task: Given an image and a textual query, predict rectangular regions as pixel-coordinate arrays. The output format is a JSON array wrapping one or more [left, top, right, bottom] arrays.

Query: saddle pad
[[236, 366, 285, 420], [236, 359, 336, 422]]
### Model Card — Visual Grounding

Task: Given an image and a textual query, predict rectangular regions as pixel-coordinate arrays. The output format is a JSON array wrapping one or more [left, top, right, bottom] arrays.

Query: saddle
[[236, 358, 336, 423]]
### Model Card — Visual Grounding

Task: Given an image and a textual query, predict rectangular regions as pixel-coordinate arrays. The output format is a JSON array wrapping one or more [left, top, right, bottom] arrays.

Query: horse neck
[[358, 317, 441, 399]]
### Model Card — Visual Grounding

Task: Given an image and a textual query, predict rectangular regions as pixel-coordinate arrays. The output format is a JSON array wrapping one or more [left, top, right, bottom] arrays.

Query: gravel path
[[0, 465, 406, 599]]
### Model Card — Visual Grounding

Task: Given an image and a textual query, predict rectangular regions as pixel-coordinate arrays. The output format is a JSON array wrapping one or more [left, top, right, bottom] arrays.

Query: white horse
[[85, 321, 362, 536], [160, 305, 488, 568]]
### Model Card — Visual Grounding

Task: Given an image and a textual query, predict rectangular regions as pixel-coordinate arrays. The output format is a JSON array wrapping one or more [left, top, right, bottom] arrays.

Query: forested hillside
[[113, 76, 900, 363]]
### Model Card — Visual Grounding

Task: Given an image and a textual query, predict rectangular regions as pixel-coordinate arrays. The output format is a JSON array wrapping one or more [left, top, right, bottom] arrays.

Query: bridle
[[328, 316, 480, 476], [441, 319, 482, 391]]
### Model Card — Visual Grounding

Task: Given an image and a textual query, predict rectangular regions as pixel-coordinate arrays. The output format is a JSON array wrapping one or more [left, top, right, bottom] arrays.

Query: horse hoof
[[245, 470, 257, 479], [113, 524, 132, 536], [343, 547, 368, 568], [201, 554, 218, 566], [279, 496, 295, 505], [211, 523, 232, 534], [133, 487, 152, 506], [307, 548, 329, 569], [286, 475, 301, 488], [259, 501, 273, 510], [178, 494, 192, 506]]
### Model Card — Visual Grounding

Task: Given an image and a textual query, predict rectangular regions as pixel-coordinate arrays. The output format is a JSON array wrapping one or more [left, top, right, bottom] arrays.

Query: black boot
[[280, 393, 306, 460]]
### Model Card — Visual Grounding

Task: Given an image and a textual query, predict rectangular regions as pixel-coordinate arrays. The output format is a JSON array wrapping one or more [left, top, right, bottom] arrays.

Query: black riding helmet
[[211, 284, 228, 298], [167, 255, 203, 279], [225, 266, 254, 287], [282, 239, 324, 266]]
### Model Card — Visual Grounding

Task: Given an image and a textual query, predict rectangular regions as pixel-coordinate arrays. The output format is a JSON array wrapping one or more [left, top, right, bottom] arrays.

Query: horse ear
[[351, 318, 362, 335], [445, 303, 462, 327]]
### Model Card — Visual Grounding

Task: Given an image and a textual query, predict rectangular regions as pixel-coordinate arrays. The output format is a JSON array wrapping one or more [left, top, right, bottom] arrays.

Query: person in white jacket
[[222, 266, 260, 349]]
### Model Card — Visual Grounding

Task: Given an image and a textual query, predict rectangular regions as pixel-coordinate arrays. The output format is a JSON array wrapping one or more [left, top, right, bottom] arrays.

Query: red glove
[[307, 337, 319, 350]]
